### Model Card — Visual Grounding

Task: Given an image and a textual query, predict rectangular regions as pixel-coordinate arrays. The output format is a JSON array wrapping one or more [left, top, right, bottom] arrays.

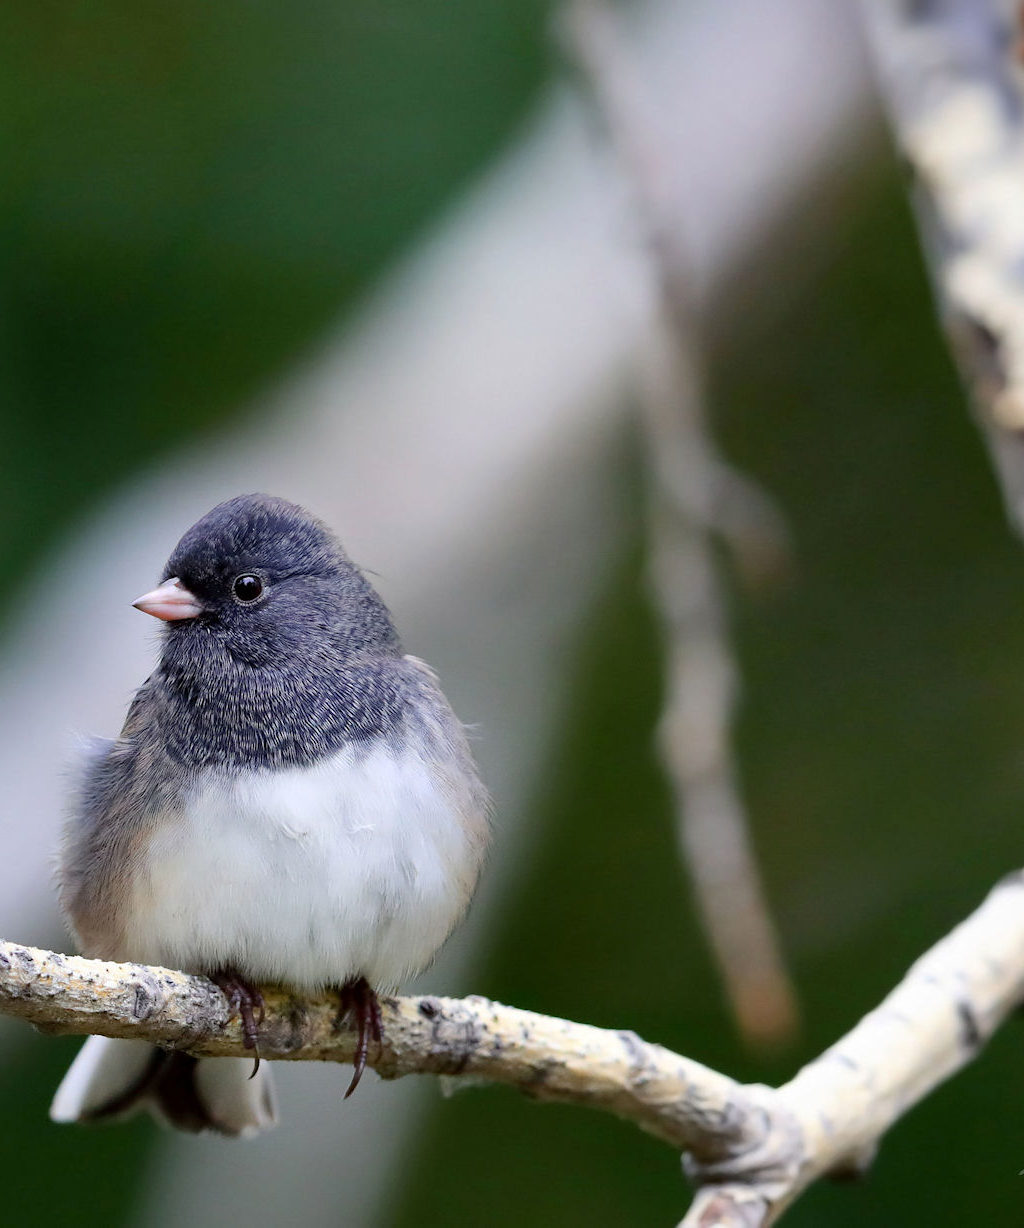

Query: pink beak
[[132, 577, 205, 621]]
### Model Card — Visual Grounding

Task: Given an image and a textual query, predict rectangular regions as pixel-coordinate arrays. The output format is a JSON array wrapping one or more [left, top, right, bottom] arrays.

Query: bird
[[49, 493, 490, 1136]]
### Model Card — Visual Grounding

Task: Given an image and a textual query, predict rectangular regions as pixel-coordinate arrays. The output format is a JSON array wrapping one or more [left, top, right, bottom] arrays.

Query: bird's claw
[[212, 969, 265, 1078], [336, 977, 383, 1098]]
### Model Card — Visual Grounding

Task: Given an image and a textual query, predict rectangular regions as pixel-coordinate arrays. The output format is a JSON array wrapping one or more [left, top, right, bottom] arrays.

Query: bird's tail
[[50, 1036, 277, 1137]]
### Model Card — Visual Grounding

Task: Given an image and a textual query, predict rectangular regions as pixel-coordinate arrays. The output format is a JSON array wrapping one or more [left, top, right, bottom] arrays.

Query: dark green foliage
[[0, 1, 551, 623]]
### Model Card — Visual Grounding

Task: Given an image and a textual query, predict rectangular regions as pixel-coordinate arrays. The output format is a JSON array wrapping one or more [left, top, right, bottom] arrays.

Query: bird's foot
[[212, 969, 265, 1078], [335, 977, 383, 1098]]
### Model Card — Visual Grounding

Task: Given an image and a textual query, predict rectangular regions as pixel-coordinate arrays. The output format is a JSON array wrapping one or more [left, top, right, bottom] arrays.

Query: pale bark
[[5, 873, 1024, 1224]]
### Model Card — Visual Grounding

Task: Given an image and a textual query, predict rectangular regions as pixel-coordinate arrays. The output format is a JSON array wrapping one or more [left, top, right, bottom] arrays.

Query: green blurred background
[[4, 2, 1024, 1225]]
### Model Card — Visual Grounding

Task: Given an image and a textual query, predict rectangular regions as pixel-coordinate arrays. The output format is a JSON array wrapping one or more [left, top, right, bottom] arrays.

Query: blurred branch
[[862, 0, 1024, 535], [562, 0, 797, 1048], [6, 875, 1024, 1222]]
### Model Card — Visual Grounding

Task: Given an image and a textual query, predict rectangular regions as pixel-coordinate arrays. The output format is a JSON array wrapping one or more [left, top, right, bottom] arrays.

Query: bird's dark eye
[[232, 574, 264, 603]]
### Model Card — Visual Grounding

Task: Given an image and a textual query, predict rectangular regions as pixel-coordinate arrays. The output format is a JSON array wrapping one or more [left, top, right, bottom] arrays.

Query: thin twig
[[562, 0, 797, 1048]]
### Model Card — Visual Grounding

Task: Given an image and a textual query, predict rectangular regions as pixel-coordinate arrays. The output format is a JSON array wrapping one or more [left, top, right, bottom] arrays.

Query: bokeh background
[[3, 1, 1024, 1224]]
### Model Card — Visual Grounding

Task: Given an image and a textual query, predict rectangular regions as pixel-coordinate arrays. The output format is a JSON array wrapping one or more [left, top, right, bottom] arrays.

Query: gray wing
[[400, 654, 491, 874], [58, 680, 184, 959]]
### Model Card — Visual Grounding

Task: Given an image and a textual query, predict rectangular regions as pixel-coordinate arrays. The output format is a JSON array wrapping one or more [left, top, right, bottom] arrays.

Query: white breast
[[123, 739, 481, 992]]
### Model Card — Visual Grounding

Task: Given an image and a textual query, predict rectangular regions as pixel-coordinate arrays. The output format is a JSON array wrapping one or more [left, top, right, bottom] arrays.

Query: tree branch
[[681, 871, 1024, 1224], [1, 939, 754, 1159], [6, 873, 1024, 1223]]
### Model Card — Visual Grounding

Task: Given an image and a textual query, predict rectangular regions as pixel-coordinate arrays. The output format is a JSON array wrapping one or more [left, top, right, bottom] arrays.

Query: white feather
[[193, 1058, 277, 1137], [50, 1035, 154, 1122], [121, 736, 478, 991], [50, 1035, 278, 1137]]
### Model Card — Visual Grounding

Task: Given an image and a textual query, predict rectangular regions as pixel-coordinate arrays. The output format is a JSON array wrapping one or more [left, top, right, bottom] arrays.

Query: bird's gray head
[[135, 494, 401, 670]]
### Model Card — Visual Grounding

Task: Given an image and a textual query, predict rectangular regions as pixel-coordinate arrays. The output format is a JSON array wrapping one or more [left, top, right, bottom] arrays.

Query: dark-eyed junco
[[50, 494, 490, 1136]]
